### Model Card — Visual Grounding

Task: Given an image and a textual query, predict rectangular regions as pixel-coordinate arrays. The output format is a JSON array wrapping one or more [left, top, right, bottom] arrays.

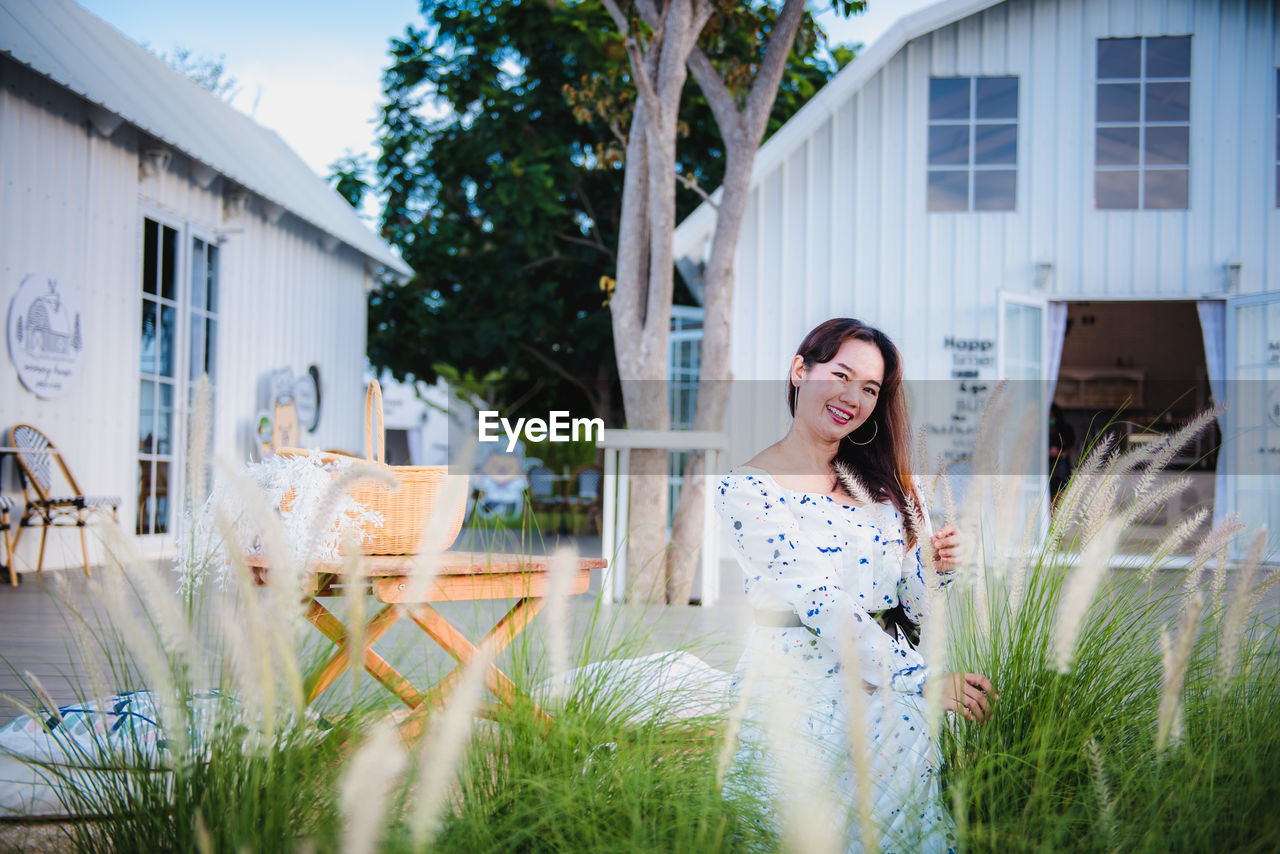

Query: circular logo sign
[[7, 273, 84, 399]]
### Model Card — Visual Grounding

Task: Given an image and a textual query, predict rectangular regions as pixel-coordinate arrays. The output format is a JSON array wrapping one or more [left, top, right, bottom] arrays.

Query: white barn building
[[0, 0, 410, 570], [675, 0, 1280, 555]]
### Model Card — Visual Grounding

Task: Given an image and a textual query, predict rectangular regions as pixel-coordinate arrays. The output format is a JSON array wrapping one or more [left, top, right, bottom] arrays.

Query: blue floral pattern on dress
[[717, 468, 957, 854]]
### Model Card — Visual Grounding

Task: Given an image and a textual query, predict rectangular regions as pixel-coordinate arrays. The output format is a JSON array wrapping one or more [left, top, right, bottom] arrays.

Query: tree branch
[[599, 0, 629, 34], [517, 342, 597, 404], [607, 118, 629, 147], [601, 0, 660, 119], [687, 46, 742, 143], [633, 0, 661, 28], [553, 231, 612, 254], [570, 175, 611, 254], [742, 0, 807, 143], [625, 36, 662, 118], [675, 171, 717, 208]]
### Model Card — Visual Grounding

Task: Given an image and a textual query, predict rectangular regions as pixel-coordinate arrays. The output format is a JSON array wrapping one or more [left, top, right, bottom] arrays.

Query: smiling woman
[[715, 317, 994, 852]]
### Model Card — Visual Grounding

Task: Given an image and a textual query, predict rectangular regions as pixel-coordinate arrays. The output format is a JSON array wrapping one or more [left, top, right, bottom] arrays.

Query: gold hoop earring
[[845, 421, 877, 446]]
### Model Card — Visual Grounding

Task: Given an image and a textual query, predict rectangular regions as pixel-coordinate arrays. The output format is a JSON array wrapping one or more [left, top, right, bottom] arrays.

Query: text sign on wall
[[7, 273, 84, 399], [918, 336, 996, 466]]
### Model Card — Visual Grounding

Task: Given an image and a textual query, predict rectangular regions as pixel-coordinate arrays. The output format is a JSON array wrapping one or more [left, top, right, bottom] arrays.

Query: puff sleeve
[[892, 496, 953, 626], [715, 473, 928, 695]]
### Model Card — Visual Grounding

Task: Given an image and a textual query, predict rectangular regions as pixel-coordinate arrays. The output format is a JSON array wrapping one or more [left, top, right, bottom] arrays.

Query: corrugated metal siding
[[726, 0, 1278, 371], [1, 58, 368, 568]]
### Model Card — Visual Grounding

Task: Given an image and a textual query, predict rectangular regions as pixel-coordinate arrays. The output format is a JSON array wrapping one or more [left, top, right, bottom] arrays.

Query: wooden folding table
[[248, 551, 606, 728]]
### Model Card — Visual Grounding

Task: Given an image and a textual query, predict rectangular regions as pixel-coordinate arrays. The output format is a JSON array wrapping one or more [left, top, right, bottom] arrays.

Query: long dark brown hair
[[787, 318, 919, 543]]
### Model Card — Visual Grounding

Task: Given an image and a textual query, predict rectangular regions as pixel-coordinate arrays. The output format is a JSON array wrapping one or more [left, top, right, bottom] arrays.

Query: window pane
[[161, 226, 177, 301], [1144, 169, 1188, 209], [1145, 81, 1190, 122], [1098, 38, 1141, 79], [138, 380, 155, 452], [143, 219, 158, 296], [206, 244, 219, 312], [1096, 126, 1141, 165], [189, 310, 206, 382], [975, 77, 1018, 119], [140, 299, 157, 374], [136, 461, 153, 535], [1097, 83, 1141, 122], [159, 304, 176, 377], [929, 125, 969, 165], [1145, 36, 1191, 78], [204, 319, 217, 380], [930, 78, 970, 120], [974, 170, 1016, 210], [1145, 125, 1189, 166], [928, 170, 969, 211], [156, 382, 174, 455], [153, 461, 170, 534], [975, 124, 1017, 165], [191, 239, 207, 311], [1096, 170, 1140, 209]]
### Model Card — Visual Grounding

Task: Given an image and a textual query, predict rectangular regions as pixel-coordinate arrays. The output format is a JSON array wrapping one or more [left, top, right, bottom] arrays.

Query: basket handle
[[365, 379, 385, 463]]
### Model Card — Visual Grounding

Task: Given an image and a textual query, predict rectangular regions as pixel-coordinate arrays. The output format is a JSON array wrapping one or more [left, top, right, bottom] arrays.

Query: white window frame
[[927, 76, 1020, 212], [1094, 36, 1192, 210], [136, 206, 221, 538]]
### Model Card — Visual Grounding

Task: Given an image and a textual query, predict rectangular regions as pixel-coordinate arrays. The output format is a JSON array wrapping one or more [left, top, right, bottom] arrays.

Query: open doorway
[[1054, 300, 1217, 551]]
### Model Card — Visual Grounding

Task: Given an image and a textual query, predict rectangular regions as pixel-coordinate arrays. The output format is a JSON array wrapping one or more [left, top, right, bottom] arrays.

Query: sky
[[79, 0, 938, 181]]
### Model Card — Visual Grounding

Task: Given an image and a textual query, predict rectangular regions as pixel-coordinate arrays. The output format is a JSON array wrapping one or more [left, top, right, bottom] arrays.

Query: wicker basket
[[278, 380, 467, 555]]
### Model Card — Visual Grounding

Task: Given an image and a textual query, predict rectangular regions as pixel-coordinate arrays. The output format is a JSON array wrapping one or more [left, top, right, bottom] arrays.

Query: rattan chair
[[8, 424, 121, 576], [1, 494, 15, 586], [525, 464, 567, 527]]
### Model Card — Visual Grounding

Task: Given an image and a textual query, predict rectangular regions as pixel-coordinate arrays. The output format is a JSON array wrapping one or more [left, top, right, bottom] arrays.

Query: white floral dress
[[716, 468, 957, 854]]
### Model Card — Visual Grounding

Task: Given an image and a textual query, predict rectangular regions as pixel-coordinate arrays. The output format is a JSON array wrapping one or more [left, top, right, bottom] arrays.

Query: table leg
[[407, 596, 550, 721], [304, 600, 424, 708]]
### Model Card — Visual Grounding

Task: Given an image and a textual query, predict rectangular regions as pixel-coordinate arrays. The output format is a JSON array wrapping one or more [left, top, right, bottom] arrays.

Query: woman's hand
[[930, 523, 961, 572], [942, 672, 996, 723]]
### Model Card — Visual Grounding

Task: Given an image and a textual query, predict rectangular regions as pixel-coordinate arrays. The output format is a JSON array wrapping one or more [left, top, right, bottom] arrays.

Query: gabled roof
[[673, 0, 1004, 266], [0, 0, 411, 277]]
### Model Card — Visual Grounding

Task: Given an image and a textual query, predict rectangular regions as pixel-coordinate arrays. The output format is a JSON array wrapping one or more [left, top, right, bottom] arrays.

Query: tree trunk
[[603, 0, 806, 604], [663, 142, 754, 603], [662, 0, 809, 603], [606, 0, 705, 604]]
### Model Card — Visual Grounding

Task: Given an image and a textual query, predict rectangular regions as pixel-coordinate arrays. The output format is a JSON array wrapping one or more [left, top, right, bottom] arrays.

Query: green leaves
[[369, 1, 855, 421]]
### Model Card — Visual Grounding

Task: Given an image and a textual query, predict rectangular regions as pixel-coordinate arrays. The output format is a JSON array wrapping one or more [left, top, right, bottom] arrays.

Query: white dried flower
[[339, 722, 408, 854], [1084, 738, 1115, 844], [544, 546, 579, 704], [1128, 408, 1221, 502], [842, 636, 878, 854], [1157, 593, 1203, 754], [1140, 508, 1209, 583], [175, 450, 386, 593], [1053, 518, 1125, 673], [1216, 528, 1267, 689], [409, 642, 495, 848], [1182, 516, 1245, 598]]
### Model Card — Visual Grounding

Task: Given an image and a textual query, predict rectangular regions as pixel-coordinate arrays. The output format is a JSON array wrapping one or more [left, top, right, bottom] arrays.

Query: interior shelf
[[1054, 367, 1145, 409]]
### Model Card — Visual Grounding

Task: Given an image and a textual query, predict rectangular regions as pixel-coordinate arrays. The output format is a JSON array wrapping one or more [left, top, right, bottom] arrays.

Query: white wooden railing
[[600, 429, 728, 606]]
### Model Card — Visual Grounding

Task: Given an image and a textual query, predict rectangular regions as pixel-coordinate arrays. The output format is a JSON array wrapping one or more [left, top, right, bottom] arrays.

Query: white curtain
[[1045, 301, 1069, 402], [1196, 300, 1227, 529], [1196, 300, 1226, 413]]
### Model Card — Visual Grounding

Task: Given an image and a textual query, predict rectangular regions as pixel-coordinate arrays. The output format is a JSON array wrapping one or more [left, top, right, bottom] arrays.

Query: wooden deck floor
[[0, 535, 751, 729], [3, 530, 1274, 731]]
